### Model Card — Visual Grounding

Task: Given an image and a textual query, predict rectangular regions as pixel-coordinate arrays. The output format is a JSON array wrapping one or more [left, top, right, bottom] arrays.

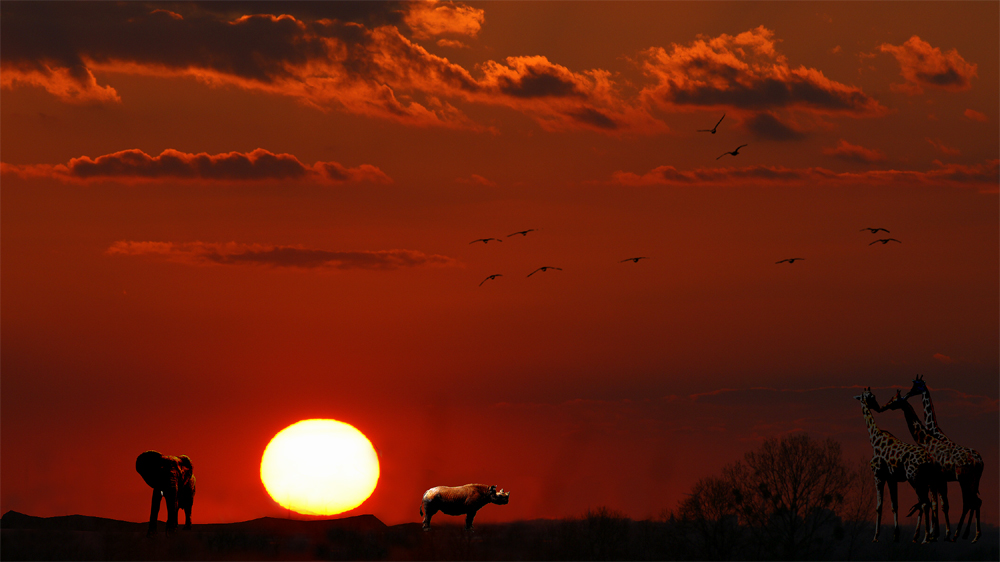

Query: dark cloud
[[107, 241, 458, 270], [821, 139, 887, 164], [566, 108, 619, 130], [1, 3, 663, 134], [0, 2, 483, 127], [745, 112, 807, 141], [879, 36, 977, 94], [495, 66, 584, 99], [612, 159, 999, 192], [476, 57, 664, 133], [641, 26, 886, 116], [0, 148, 392, 184], [186, 1, 407, 28]]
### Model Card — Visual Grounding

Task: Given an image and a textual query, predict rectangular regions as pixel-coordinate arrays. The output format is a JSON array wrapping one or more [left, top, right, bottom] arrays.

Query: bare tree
[[725, 434, 855, 560], [583, 506, 630, 560], [836, 458, 877, 559], [677, 475, 746, 559], [677, 434, 872, 560]]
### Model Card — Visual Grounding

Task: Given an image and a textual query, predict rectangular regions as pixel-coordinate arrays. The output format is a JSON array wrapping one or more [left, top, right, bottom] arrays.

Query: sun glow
[[260, 419, 379, 516]]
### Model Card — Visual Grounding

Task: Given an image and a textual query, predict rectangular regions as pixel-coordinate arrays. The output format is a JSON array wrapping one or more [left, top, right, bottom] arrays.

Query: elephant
[[135, 450, 195, 536]]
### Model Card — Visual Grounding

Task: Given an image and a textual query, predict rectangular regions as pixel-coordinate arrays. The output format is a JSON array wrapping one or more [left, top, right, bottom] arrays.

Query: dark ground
[[2, 510, 997, 561]]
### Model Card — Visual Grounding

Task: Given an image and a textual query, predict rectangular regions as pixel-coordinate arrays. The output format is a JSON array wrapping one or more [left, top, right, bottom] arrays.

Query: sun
[[260, 419, 379, 516]]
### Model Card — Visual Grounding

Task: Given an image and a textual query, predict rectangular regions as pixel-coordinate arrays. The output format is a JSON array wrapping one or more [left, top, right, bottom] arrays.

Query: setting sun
[[260, 419, 379, 516]]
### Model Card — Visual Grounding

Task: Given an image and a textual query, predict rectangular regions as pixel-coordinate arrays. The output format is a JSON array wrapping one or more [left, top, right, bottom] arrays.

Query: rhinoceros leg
[[465, 511, 477, 531], [422, 502, 436, 531]]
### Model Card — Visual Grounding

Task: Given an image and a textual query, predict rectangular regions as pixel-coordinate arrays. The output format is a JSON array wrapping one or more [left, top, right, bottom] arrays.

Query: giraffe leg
[[938, 481, 953, 541], [872, 477, 885, 542], [958, 478, 982, 542], [971, 469, 983, 543], [915, 486, 931, 544], [955, 475, 974, 541], [924, 484, 941, 542], [954, 504, 970, 541], [888, 481, 900, 543], [972, 498, 981, 543]]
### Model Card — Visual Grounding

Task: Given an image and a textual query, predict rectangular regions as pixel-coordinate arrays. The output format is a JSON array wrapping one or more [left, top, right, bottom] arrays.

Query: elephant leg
[[163, 486, 179, 534], [888, 481, 900, 543], [147, 490, 162, 536], [465, 511, 477, 532], [873, 477, 885, 542], [178, 486, 194, 529]]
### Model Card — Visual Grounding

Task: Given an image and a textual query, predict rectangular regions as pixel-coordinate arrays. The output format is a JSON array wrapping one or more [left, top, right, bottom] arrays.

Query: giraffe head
[[853, 387, 882, 412], [903, 374, 928, 400], [881, 389, 908, 412]]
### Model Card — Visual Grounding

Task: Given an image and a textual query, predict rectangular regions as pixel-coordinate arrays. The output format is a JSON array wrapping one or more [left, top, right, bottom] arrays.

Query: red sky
[[2, 1, 997, 527]]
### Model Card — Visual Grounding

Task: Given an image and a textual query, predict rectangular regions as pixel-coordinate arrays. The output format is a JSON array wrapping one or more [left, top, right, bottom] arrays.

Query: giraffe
[[903, 375, 984, 542], [855, 387, 937, 543], [881, 390, 952, 540]]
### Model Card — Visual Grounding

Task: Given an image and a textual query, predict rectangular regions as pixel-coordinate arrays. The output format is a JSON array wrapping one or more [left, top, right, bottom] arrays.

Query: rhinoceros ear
[[489, 485, 497, 494]]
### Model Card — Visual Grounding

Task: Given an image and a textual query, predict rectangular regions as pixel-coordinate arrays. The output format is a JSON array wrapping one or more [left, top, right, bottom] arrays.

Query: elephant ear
[[136, 451, 165, 488]]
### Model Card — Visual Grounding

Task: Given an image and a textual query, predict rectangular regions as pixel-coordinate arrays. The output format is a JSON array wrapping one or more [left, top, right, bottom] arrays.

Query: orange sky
[[2, 1, 997, 527]]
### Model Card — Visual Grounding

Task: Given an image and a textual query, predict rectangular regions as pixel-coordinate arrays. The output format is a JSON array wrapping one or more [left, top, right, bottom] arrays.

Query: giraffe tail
[[906, 502, 924, 517]]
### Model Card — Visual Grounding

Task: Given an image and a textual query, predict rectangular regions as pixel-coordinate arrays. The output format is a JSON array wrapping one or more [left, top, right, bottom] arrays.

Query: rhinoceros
[[420, 483, 510, 531]]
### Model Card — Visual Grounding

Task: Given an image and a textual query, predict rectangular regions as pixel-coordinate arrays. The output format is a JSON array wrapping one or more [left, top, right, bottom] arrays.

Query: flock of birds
[[470, 114, 901, 286], [471, 230, 577, 286], [470, 229, 652, 286]]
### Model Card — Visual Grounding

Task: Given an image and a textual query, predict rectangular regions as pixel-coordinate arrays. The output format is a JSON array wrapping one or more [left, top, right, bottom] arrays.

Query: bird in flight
[[869, 238, 901, 245], [508, 229, 536, 237], [776, 258, 805, 264], [717, 144, 748, 159], [621, 257, 649, 263], [479, 274, 503, 286], [698, 113, 725, 134], [860, 227, 890, 234], [527, 266, 562, 277], [470, 238, 502, 244]]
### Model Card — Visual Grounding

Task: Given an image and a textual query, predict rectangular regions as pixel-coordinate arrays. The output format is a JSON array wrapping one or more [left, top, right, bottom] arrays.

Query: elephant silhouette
[[135, 450, 196, 536]]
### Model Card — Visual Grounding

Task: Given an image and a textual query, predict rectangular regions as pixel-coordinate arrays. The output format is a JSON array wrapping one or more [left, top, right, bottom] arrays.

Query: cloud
[[964, 109, 988, 122], [0, 3, 483, 128], [611, 159, 999, 192], [744, 112, 807, 141], [879, 36, 977, 94], [436, 38, 469, 49], [106, 241, 458, 270], [640, 26, 886, 116], [404, 1, 484, 40], [456, 174, 496, 187], [932, 353, 954, 364], [925, 138, 960, 156], [0, 2, 662, 134], [822, 139, 887, 163], [0, 63, 120, 104], [0, 148, 392, 184], [472, 56, 667, 134]]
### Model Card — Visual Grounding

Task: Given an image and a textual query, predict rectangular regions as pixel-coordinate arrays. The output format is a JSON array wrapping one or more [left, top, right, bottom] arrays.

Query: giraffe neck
[[860, 402, 885, 451], [896, 397, 933, 446], [921, 390, 948, 439]]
